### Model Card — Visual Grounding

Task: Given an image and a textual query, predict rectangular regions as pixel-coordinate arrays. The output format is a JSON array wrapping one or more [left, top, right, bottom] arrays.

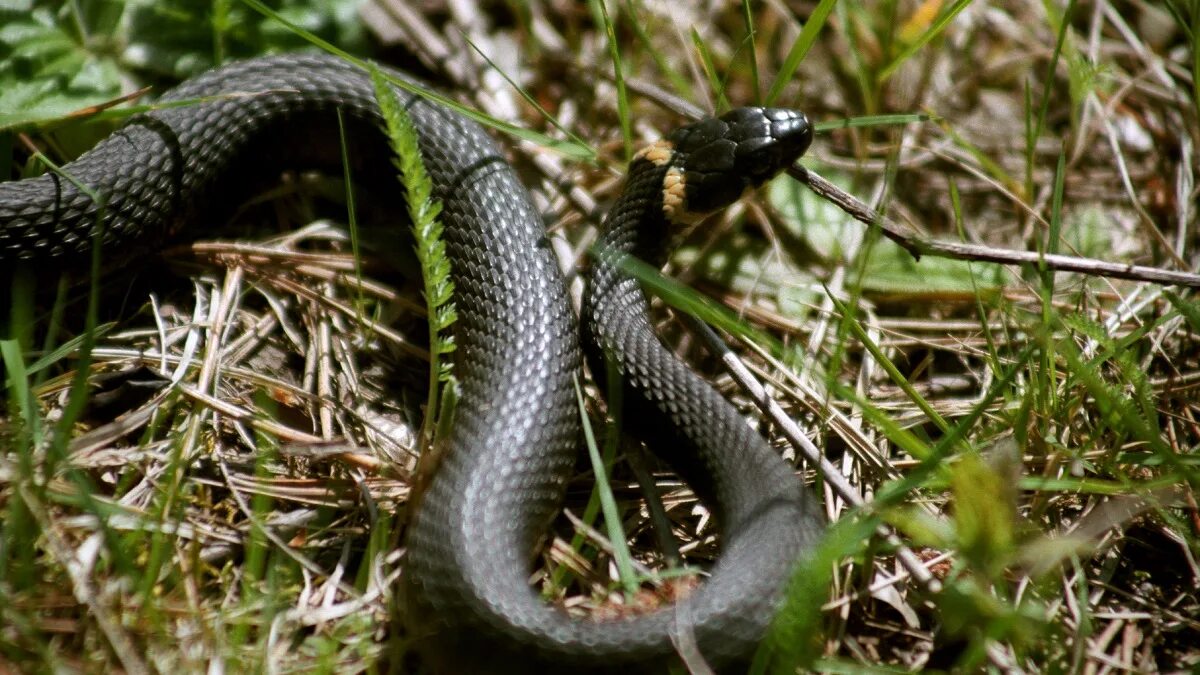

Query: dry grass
[[2, 0, 1199, 672]]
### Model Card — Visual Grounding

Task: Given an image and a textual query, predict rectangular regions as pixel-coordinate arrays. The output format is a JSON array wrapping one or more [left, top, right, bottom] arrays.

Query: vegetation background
[[1, 0, 1198, 672]]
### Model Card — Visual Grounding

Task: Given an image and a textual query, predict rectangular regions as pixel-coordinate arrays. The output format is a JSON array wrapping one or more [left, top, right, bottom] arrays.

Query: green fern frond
[[369, 65, 458, 430]]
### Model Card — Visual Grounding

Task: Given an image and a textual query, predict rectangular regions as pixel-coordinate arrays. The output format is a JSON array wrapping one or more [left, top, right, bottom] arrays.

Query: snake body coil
[[0, 53, 822, 671]]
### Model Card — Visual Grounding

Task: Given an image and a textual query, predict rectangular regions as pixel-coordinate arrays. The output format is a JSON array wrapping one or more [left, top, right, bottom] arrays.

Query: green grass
[[2, 0, 1199, 672]]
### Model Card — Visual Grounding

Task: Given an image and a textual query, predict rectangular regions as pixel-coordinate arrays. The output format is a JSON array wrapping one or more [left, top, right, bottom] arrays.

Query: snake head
[[664, 107, 812, 218]]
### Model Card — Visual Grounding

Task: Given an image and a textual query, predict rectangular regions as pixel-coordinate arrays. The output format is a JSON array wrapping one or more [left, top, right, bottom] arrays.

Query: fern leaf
[[370, 65, 459, 439]]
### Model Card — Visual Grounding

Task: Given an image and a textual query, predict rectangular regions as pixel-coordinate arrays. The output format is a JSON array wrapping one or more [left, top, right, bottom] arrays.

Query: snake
[[0, 53, 823, 671]]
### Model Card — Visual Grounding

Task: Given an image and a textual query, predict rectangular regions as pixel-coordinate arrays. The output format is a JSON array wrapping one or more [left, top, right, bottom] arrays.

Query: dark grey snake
[[0, 53, 823, 672]]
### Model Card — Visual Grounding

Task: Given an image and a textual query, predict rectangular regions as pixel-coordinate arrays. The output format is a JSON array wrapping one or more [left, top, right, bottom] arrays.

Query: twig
[[618, 70, 1200, 289], [216, 455, 362, 598], [17, 484, 151, 675], [793, 165, 1200, 288], [678, 314, 942, 594]]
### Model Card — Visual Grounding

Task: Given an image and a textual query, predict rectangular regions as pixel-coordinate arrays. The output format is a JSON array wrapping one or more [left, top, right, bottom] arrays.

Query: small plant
[[369, 66, 458, 453]]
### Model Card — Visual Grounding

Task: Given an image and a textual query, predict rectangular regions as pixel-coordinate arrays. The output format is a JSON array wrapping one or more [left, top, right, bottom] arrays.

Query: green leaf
[[879, 0, 975, 80], [573, 373, 638, 596], [768, 171, 1008, 294], [370, 64, 457, 440], [950, 451, 1018, 578], [755, 514, 879, 673], [884, 505, 954, 549], [1165, 291, 1200, 332], [765, 0, 837, 105], [936, 576, 1047, 649]]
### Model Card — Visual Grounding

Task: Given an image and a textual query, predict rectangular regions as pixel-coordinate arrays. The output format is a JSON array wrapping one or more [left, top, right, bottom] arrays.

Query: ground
[[1, 0, 1198, 672]]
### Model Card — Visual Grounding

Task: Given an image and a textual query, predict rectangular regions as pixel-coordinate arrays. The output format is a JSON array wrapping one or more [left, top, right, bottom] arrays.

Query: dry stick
[[17, 484, 152, 675], [679, 314, 942, 594], [215, 456, 363, 599], [793, 165, 1200, 288]]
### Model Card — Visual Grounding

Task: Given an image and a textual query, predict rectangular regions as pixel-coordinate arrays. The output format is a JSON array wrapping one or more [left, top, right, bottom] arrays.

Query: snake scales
[[0, 53, 823, 672]]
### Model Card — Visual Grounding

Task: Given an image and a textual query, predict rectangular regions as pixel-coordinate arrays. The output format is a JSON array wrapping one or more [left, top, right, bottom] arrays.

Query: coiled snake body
[[0, 53, 822, 671]]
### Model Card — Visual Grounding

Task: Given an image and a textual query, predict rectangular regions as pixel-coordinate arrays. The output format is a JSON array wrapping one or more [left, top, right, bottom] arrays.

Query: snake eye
[[727, 107, 812, 185], [735, 136, 783, 181], [680, 169, 746, 214], [666, 107, 813, 218]]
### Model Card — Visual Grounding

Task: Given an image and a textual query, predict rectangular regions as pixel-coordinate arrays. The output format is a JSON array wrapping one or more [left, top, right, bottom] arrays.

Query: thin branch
[[793, 165, 1200, 289], [678, 314, 942, 594], [614, 72, 1200, 289]]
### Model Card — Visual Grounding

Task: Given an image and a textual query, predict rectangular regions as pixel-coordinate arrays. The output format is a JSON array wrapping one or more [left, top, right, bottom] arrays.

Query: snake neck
[[597, 156, 676, 264], [582, 155, 672, 386], [584, 155, 674, 329]]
